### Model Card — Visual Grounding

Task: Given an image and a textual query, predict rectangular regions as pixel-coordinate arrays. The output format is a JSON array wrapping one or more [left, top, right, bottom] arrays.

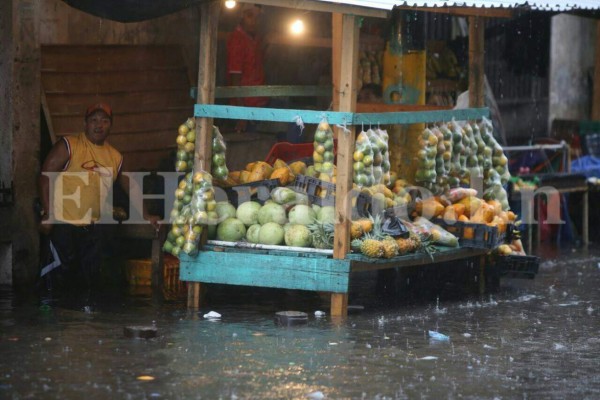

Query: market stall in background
[[160, 0, 546, 317]]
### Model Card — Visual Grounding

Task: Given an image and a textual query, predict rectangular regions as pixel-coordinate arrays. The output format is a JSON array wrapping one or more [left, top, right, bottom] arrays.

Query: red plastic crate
[[265, 140, 337, 165], [265, 142, 314, 164]]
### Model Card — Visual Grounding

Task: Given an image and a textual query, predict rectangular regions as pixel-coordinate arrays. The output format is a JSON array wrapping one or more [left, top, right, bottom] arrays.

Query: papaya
[[239, 170, 251, 183], [471, 202, 494, 224], [288, 161, 307, 175], [228, 171, 241, 183], [457, 196, 482, 217], [251, 161, 274, 180], [270, 167, 294, 186], [273, 158, 288, 169], [416, 198, 445, 219]]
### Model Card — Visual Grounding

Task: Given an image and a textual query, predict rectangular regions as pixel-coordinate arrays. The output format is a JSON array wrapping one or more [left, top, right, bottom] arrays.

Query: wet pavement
[[1, 244, 599, 399]]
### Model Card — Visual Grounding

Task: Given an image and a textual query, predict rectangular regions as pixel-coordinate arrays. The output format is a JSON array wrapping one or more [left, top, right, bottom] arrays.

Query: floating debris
[[417, 356, 438, 361], [428, 331, 450, 342], [203, 311, 222, 319], [124, 326, 157, 339], [136, 375, 155, 381], [275, 311, 308, 326], [307, 390, 325, 399]]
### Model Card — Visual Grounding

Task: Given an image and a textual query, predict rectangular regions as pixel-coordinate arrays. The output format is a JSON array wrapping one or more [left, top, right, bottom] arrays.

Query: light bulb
[[224, 1, 236, 9], [290, 19, 305, 35]]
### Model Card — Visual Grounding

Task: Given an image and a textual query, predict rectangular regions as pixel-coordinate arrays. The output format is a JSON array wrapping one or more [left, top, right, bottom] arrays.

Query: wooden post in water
[[331, 14, 359, 317], [592, 21, 600, 120], [469, 15, 487, 293], [188, 1, 220, 309], [468, 16, 485, 108]]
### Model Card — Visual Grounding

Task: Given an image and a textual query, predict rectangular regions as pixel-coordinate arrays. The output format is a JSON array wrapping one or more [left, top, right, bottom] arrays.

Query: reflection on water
[[1, 245, 599, 399]]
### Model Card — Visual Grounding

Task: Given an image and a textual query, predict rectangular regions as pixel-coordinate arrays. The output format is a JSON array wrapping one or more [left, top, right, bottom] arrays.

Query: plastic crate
[[265, 140, 337, 165], [293, 174, 336, 206], [223, 178, 280, 206], [265, 142, 314, 164], [163, 254, 186, 300], [497, 255, 540, 279], [125, 259, 152, 286], [125, 255, 186, 299], [432, 219, 502, 249]]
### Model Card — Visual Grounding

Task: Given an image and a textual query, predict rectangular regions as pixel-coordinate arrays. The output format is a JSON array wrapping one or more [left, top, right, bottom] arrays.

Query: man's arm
[[38, 139, 69, 233]]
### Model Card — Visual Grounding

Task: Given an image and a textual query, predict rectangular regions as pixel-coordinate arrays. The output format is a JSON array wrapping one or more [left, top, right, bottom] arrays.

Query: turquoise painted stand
[[180, 249, 350, 293], [194, 104, 490, 125], [179, 244, 488, 311], [185, 105, 492, 314]]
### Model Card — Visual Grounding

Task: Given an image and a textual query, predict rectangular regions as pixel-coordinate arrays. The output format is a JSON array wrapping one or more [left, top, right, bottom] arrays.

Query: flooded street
[[1, 245, 599, 399]]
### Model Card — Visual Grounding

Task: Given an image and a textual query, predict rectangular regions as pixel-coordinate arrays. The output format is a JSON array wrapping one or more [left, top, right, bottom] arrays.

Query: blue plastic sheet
[[571, 155, 600, 178]]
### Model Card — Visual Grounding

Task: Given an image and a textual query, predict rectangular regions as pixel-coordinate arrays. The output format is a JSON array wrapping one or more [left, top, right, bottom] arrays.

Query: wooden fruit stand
[[182, 0, 515, 316]]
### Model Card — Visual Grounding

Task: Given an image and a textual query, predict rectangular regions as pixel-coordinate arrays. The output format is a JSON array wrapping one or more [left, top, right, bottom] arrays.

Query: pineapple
[[360, 237, 384, 258], [351, 238, 363, 253], [382, 236, 399, 258], [308, 221, 335, 249], [351, 221, 364, 239], [357, 217, 373, 234], [396, 232, 422, 255], [396, 237, 413, 255]]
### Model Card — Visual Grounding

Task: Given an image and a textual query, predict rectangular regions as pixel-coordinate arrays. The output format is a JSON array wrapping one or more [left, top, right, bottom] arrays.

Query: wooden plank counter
[[180, 243, 489, 316]]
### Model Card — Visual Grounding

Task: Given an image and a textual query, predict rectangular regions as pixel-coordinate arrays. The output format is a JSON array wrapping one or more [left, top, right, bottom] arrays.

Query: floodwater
[[1, 245, 599, 399]]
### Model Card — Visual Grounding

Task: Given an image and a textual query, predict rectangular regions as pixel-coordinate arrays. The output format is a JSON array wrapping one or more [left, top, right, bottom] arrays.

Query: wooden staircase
[[41, 45, 195, 172]]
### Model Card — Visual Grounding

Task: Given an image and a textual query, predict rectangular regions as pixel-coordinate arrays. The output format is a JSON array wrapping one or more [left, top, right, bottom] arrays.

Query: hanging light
[[224, 0, 236, 9], [290, 19, 305, 36]]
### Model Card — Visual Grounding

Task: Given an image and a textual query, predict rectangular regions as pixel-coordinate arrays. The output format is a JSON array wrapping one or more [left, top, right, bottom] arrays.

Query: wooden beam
[[592, 20, 600, 120], [330, 293, 348, 317], [333, 16, 358, 261], [189, 1, 220, 308], [468, 16, 485, 108], [332, 13, 342, 113], [396, 6, 514, 19], [236, 0, 389, 19], [194, 1, 219, 172]]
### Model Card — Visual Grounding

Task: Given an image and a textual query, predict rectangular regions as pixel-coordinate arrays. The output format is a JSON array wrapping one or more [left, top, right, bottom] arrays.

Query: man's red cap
[[85, 103, 112, 120]]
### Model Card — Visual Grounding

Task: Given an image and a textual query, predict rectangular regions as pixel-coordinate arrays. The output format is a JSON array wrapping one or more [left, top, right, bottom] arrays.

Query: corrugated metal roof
[[316, 1, 600, 11]]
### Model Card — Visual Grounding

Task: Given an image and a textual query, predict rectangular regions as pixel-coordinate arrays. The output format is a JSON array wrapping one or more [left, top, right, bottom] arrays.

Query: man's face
[[241, 8, 259, 34], [85, 110, 112, 145]]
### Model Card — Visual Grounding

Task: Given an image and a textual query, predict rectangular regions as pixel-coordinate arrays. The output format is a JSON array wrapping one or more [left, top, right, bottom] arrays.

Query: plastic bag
[[366, 129, 384, 185], [313, 118, 335, 179], [270, 187, 307, 205], [415, 127, 437, 192], [353, 130, 374, 188], [163, 170, 216, 258], [413, 216, 459, 247], [211, 126, 229, 181], [448, 119, 466, 185], [381, 208, 409, 238], [377, 128, 392, 185], [175, 118, 195, 173]]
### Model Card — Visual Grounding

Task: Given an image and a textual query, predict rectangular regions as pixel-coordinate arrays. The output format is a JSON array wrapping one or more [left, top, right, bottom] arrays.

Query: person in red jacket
[[227, 4, 268, 132]]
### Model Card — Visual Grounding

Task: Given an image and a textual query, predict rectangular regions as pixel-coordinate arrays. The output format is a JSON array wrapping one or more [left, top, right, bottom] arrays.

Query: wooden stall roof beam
[[395, 5, 514, 18], [592, 20, 600, 120], [331, 14, 359, 318], [468, 16, 485, 108], [189, 1, 220, 309], [236, 0, 388, 19]]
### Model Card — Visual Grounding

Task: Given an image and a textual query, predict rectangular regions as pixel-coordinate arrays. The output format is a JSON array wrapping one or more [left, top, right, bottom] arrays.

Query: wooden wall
[[38, 0, 202, 173], [39, 0, 200, 82]]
